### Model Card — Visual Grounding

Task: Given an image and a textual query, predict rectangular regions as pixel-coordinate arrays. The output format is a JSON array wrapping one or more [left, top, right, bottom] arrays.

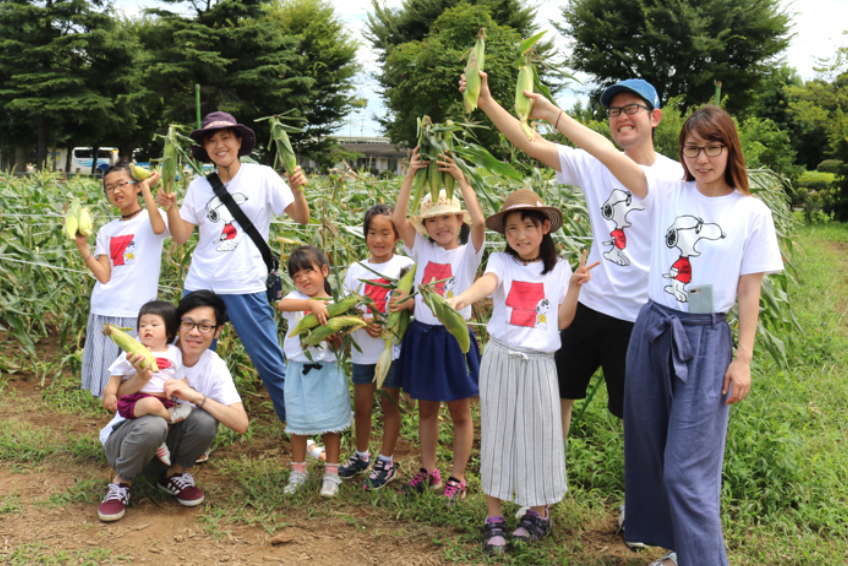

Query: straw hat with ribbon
[[485, 189, 563, 234], [410, 189, 472, 236], [189, 111, 256, 163]]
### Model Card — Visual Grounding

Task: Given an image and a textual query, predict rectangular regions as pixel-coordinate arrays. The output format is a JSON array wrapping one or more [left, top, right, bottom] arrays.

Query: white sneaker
[[284, 470, 308, 495], [619, 504, 649, 550], [156, 442, 172, 466], [320, 473, 342, 497], [169, 403, 193, 424]]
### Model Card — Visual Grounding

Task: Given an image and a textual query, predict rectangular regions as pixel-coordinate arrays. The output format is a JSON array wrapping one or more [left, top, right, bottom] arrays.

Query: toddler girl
[[103, 300, 191, 466], [277, 245, 352, 497]]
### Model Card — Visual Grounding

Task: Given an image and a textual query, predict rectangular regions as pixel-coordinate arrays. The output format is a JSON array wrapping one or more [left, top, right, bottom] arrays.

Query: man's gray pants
[[104, 409, 218, 481]]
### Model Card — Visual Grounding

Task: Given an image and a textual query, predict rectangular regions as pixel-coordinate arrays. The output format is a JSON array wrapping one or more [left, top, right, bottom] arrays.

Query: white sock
[[356, 450, 370, 461], [378, 454, 393, 464]]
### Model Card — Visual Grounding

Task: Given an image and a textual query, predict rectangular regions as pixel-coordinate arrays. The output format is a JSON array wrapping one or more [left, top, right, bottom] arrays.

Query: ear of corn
[[515, 63, 536, 141], [442, 128, 456, 200], [129, 163, 151, 182], [102, 323, 160, 372], [419, 281, 470, 353], [373, 338, 394, 389], [299, 315, 367, 347], [373, 264, 416, 388], [410, 169, 428, 214], [161, 125, 178, 194], [427, 160, 441, 202], [78, 206, 93, 237], [64, 199, 80, 240], [463, 28, 486, 114], [287, 294, 361, 338], [275, 123, 298, 175]]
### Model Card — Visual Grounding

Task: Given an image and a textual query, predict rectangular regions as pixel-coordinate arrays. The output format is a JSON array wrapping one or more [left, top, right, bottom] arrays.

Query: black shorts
[[555, 302, 635, 419]]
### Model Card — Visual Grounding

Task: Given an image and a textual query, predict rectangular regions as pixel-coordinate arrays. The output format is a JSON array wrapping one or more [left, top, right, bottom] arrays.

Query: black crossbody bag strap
[[206, 172, 278, 274]]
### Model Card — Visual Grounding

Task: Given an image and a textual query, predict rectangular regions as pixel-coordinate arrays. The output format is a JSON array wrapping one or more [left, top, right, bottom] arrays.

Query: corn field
[[0, 153, 797, 403]]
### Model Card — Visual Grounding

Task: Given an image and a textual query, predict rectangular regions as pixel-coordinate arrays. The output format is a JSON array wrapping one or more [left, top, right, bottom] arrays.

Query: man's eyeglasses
[[104, 180, 136, 193], [607, 103, 651, 117], [682, 144, 726, 158], [180, 319, 217, 334]]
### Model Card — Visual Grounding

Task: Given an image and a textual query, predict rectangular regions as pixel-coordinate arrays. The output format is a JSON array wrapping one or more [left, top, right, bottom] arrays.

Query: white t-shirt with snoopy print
[[180, 163, 294, 295], [556, 145, 683, 322], [483, 253, 572, 354], [641, 174, 783, 313]]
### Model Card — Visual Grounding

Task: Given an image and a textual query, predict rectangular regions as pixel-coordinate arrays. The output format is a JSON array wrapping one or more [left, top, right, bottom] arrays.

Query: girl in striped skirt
[[448, 189, 598, 556], [76, 164, 169, 402]]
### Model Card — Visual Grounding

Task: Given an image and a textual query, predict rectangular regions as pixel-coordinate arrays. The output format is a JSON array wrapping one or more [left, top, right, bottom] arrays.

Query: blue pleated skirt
[[398, 320, 480, 402]]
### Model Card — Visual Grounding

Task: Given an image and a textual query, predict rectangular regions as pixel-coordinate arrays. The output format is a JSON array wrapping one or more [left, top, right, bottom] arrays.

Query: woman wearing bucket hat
[[158, 111, 309, 425], [392, 148, 485, 503], [447, 189, 598, 555]]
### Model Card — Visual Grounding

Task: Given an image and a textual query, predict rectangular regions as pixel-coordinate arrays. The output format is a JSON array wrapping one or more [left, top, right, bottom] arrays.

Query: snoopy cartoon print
[[663, 215, 726, 303], [535, 298, 551, 330], [601, 188, 645, 266], [206, 193, 248, 252], [443, 276, 457, 299]]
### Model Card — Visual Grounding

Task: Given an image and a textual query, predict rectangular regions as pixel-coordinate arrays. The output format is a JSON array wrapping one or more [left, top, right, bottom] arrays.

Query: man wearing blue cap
[[461, 72, 683, 558]]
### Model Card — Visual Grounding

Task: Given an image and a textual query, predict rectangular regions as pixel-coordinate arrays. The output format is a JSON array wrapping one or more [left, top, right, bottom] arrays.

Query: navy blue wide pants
[[623, 300, 732, 566]]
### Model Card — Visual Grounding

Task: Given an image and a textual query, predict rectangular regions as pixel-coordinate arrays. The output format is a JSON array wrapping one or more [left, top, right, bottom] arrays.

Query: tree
[[262, 0, 360, 167], [366, 0, 538, 62], [556, 0, 793, 115], [139, 0, 309, 156], [0, 0, 137, 169], [786, 40, 848, 219], [369, 2, 554, 154]]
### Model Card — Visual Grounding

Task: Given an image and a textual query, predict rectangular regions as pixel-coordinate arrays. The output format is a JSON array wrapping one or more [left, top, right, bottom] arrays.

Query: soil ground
[[0, 352, 638, 566]]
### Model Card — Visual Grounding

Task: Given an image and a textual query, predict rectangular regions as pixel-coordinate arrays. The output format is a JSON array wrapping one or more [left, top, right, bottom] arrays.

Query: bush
[[797, 170, 836, 192], [817, 159, 843, 173]]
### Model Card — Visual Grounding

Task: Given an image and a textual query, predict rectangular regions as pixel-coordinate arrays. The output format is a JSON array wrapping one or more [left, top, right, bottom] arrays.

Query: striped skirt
[[81, 312, 138, 398], [479, 339, 567, 507]]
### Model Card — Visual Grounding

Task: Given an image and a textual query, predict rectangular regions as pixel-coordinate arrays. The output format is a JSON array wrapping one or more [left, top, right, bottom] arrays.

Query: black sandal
[[482, 519, 507, 555], [512, 510, 552, 544]]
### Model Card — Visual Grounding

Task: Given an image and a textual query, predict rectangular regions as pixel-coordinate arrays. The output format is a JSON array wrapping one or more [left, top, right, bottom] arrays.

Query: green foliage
[[738, 116, 803, 182], [365, 0, 539, 62], [376, 4, 525, 151], [262, 0, 360, 167], [817, 159, 843, 174], [556, 0, 793, 115], [0, 0, 140, 167], [786, 39, 848, 220]]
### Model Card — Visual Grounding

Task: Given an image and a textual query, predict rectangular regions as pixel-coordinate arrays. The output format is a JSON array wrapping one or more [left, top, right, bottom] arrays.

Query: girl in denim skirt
[[339, 204, 414, 490], [392, 148, 486, 504], [277, 245, 352, 498]]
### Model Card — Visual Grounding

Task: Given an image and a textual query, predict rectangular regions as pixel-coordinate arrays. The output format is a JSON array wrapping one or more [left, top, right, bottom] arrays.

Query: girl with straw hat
[[392, 148, 486, 504], [448, 189, 598, 555]]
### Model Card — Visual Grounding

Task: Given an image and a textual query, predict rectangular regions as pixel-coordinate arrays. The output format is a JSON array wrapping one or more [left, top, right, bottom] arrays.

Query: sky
[[117, 0, 848, 137]]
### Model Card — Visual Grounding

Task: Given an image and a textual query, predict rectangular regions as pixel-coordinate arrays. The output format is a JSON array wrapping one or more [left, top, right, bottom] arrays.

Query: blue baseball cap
[[600, 79, 661, 109]]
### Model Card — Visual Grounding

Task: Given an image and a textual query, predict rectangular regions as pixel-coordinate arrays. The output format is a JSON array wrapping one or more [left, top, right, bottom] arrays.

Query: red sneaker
[[98, 483, 131, 522], [158, 472, 204, 506]]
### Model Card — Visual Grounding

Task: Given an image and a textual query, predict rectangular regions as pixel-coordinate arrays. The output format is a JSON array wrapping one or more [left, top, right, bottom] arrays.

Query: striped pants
[[479, 339, 566, 507], [82, 312, 138, 398]]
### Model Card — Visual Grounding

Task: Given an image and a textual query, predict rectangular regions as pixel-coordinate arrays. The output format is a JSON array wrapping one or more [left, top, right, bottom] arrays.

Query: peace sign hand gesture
[[570, 249, 600, 287]]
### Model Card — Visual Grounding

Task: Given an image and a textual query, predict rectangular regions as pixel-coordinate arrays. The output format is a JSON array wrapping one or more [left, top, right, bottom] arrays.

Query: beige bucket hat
[[485, 189, 563, 234], [411, 189, 472, 236]]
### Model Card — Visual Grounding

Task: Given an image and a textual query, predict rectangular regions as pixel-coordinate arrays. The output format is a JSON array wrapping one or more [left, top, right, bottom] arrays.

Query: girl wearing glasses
[[537, 100, 783, 565], [77, 163, 169, 402]]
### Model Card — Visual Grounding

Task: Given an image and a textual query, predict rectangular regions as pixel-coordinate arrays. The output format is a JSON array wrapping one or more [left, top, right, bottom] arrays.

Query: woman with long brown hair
[[529, 100, 783, 566]]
